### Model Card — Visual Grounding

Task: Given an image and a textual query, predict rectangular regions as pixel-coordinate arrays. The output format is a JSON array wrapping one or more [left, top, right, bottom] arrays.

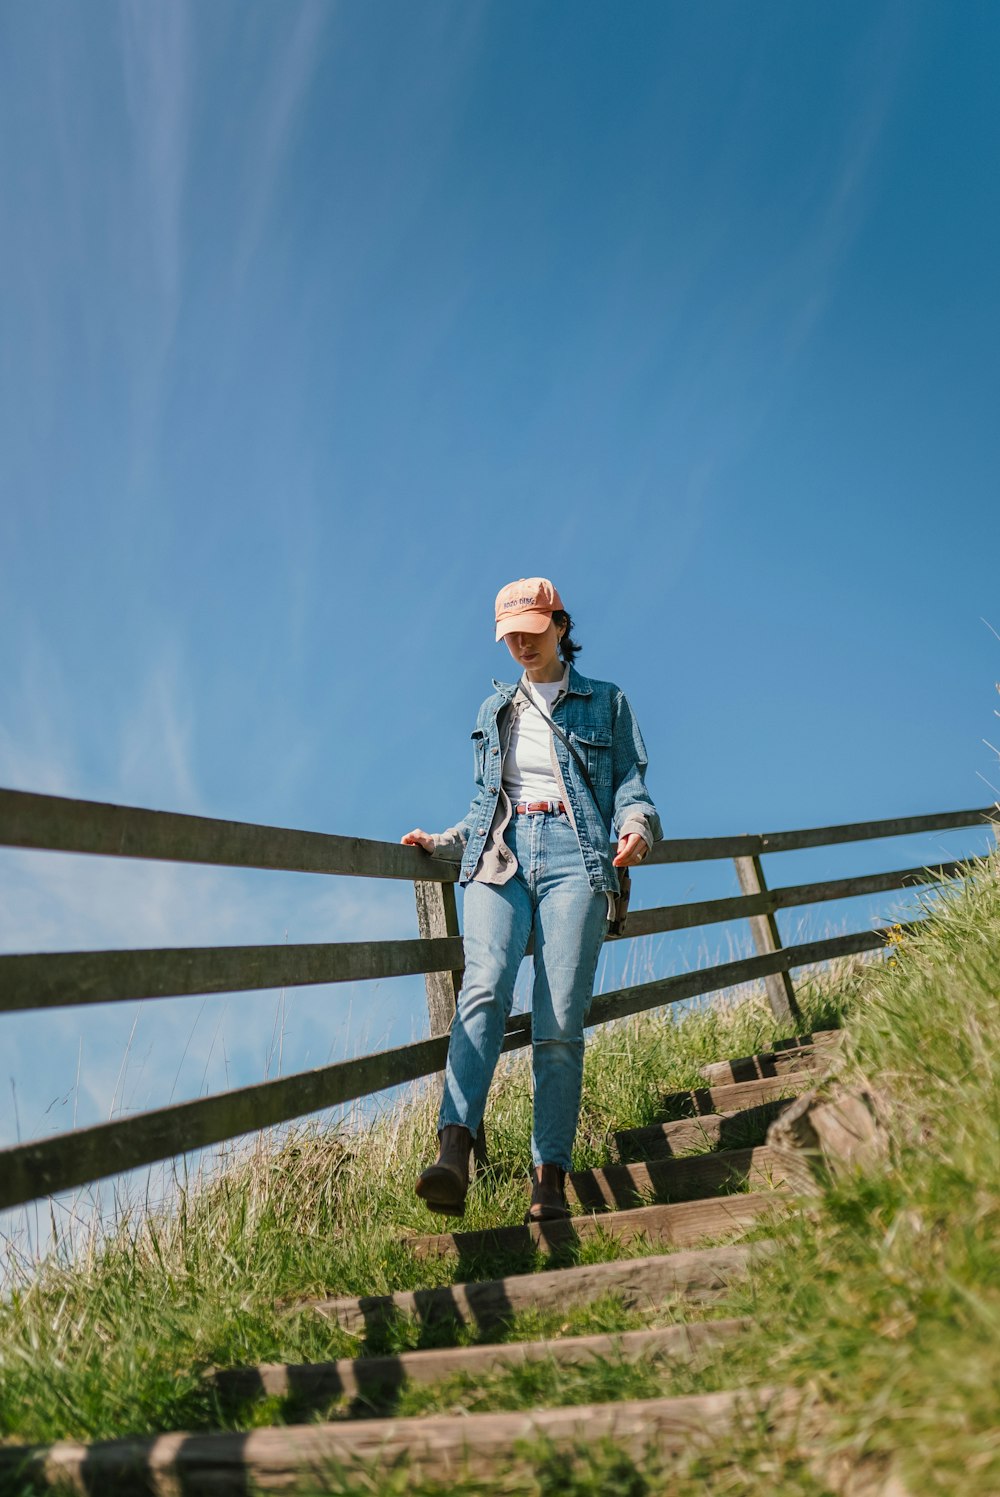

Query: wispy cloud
[[779, 12, 908, 363], [118, 0, 192, 314], [0, 632, 425, 1172], [117, 646, 201, 812], [0, 635, 198, 810], [234, 1, 333, 282], [114, 0, 195, 490], [0, 629, 76, 800]]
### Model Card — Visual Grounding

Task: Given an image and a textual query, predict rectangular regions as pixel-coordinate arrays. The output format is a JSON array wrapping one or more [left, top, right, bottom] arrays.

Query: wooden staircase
[[1, 1029, 846, 1493], [3, 789, 985, 1494]]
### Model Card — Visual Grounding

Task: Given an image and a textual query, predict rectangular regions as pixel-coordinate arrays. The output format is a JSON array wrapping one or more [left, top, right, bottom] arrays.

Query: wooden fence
[[0, 786, 996, 1215]]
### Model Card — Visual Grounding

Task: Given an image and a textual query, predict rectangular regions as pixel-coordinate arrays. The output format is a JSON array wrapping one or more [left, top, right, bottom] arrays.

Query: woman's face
[[503, 619, 565, 673]]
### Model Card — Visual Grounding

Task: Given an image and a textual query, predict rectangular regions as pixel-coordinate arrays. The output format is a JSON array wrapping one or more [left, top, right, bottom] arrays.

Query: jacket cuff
[[426, 826, 468, 861], [616, 812, 654, 852]]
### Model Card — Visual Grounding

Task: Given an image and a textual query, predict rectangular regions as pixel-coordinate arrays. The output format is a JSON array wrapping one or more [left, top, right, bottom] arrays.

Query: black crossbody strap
[[514, 679, 602, 811]]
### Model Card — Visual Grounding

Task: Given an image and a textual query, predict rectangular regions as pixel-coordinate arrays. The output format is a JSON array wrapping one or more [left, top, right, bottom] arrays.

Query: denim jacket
[[427, 662, 662, 898]]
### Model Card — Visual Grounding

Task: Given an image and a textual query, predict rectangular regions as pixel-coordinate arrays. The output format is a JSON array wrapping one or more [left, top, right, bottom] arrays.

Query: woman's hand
[[401, 829, 435, 853], [613, 832, 649, 868]]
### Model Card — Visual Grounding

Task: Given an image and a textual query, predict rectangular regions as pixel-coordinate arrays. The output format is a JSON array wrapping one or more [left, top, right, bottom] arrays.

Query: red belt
[[514, 800, 567, 815]]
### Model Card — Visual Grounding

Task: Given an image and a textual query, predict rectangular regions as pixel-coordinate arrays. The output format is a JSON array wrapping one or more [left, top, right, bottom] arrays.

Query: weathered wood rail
[[0, 786, 995, 1214]]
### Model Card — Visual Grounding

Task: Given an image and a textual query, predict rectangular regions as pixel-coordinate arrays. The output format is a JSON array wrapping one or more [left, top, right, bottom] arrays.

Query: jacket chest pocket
[[471, 729, 487, 780], [569, 726, 612, 787]]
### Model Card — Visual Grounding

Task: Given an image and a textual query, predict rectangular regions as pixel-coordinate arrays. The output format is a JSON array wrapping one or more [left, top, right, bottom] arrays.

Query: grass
[[1, 857, 998, 1493], [399, 854, 999, 1497], [0, 966, 846, 1448]]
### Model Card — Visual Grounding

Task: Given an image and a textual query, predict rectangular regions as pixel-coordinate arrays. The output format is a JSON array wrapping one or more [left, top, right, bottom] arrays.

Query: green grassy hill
[[1, 854, 998, 1494]]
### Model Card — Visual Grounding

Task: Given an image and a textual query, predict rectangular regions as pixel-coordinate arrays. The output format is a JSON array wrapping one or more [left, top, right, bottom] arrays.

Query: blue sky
[[1, 2, 998, 1243]]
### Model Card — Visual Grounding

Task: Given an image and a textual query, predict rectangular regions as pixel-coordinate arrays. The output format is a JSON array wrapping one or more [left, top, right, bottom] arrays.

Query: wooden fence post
[[413, 881, 463, 1035], [412, 880, 488, 1169], [732, 854, 802, 1025]]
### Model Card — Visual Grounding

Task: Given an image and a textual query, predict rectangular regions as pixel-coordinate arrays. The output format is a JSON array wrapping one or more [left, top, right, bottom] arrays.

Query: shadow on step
[[616, 1098, 793, 1162], [399, 1221, 596, 1293], [354, 1229, 589, 1358], [652, 1075, 808, 1124], [211, 1354, 421, 1425], [568, 1151, 758, 1213], [23, 1431, 262, 1497]]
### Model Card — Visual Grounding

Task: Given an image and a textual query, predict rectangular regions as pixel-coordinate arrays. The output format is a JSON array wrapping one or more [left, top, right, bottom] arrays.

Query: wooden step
[[699, 1029, 842, 1085], [653, 1070, 815, 1120], [567, 1145, 785, 1213], [615, 1096, 797, 1160], [288, 1240, 778, 1335], [407, 1188, 791, 1262], [206, 1316, 749, 1408], [0, 1385, 808, 1492]]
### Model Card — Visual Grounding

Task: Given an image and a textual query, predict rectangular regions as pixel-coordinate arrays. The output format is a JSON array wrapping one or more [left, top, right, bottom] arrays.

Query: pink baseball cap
[[495, 577, 564, 641]]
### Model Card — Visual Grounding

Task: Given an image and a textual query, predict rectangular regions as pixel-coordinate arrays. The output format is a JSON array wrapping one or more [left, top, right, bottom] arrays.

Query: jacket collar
[[491, 662, 593, 700]]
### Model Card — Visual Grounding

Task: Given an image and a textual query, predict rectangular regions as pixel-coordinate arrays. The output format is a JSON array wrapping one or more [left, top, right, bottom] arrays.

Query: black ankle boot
[[525, 1162, 570, 1223], [414, 1125, 473, 1217]]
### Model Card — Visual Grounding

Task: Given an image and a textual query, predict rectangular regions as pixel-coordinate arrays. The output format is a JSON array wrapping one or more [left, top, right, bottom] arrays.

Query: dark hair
[[552, 609, 582, 665]]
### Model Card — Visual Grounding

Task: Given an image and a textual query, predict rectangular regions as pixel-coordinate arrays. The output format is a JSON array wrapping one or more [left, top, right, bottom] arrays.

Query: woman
[[402, 577, 662, 1222]]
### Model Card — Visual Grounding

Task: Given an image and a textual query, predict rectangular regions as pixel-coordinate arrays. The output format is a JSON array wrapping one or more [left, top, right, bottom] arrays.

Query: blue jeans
[[439, 808, 609, 1171]]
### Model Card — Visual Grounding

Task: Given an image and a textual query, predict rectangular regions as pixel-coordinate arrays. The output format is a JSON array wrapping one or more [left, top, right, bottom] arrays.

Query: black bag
[[514, 681, 633, 936]]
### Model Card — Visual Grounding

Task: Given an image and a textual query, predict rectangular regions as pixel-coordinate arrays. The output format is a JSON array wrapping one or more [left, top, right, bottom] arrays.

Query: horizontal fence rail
[[0, 789, 461, 883], [2, 788, 996, 875], [1, 785, 996, 1212], [613, 858, 970, 940], [0, 924, 917, 1213], [643, 806, 998, 863], [0, 860, 970, 1015], [0, 937, 466, 1015]]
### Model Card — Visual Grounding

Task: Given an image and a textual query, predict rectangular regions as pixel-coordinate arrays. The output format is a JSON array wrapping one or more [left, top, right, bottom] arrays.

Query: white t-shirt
[[502, 673, 566, 804]]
